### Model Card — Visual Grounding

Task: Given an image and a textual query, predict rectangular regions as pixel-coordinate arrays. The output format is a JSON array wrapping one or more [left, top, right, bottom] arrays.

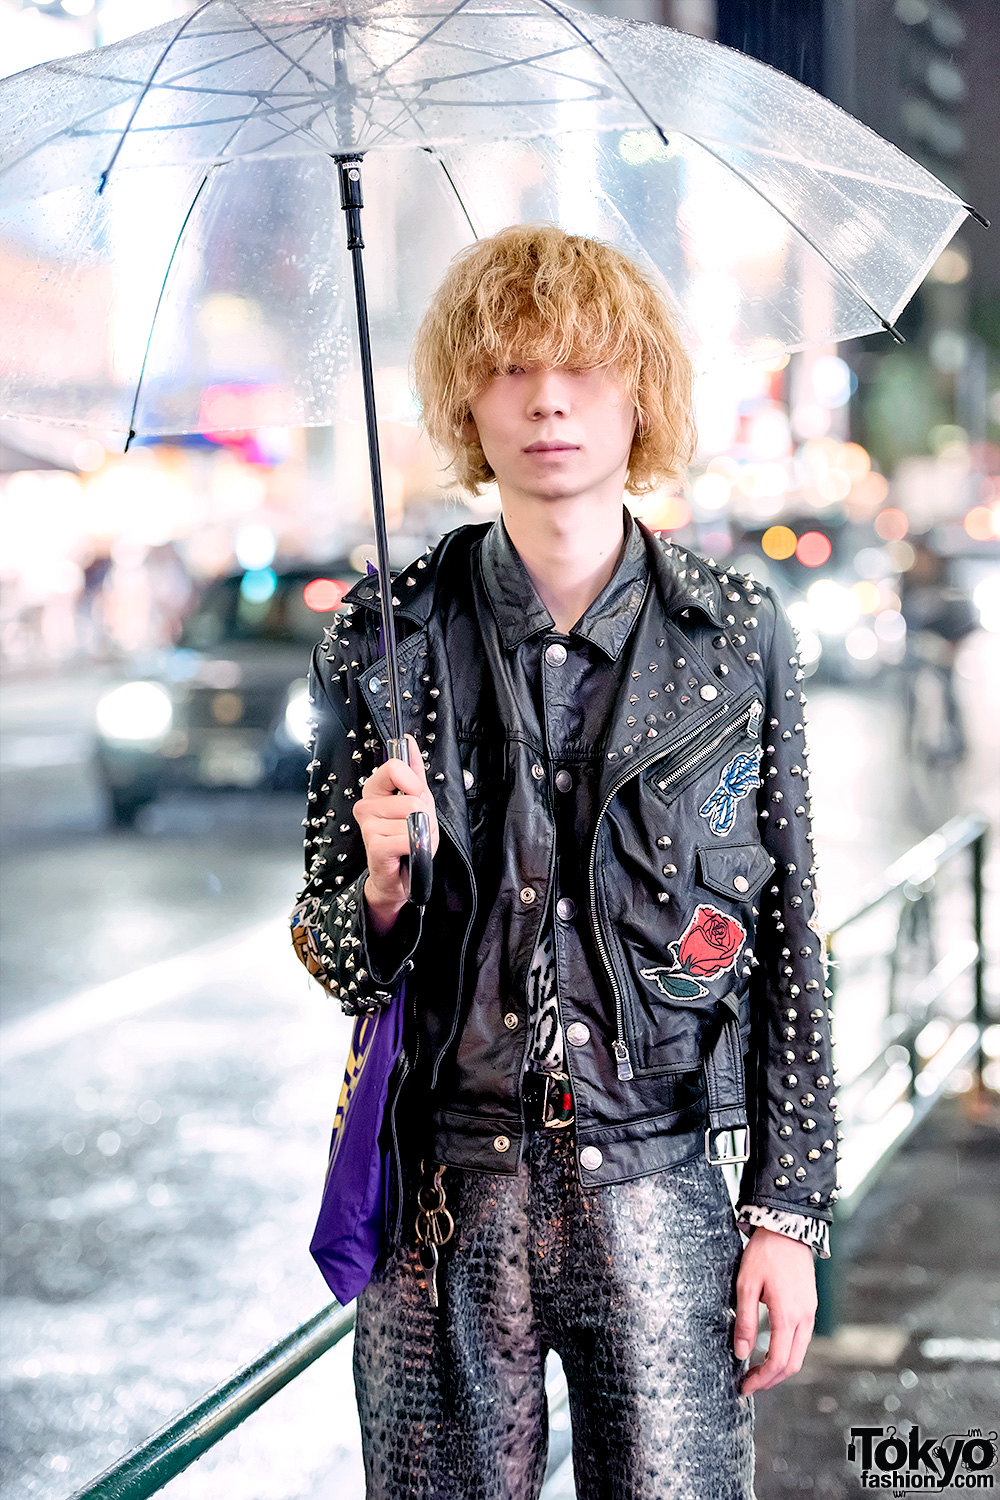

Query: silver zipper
[[588, 694, 763, 1081]]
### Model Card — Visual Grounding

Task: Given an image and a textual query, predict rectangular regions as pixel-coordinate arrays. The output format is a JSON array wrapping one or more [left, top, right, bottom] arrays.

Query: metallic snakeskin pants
[[353, 1129, 756, 1499]]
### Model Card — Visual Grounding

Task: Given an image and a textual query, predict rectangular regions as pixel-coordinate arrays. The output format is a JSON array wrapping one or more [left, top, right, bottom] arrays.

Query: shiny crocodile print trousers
[[353, 1129, 756, 1500]]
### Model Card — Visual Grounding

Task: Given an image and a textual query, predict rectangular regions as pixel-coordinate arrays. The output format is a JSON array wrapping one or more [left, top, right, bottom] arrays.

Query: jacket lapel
[[590, 526, 734, 810]]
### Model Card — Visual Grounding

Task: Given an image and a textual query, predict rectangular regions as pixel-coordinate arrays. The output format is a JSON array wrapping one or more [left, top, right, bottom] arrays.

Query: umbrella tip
[[963, 204, 990, 229]]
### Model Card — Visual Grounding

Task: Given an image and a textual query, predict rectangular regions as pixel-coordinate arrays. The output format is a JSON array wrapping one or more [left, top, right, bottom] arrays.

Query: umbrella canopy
[[0, 0, 972, 440]]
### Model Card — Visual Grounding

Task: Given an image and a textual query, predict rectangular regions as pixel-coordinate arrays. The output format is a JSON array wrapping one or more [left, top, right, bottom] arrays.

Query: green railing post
[[814, 1214, 838, 1339], [972, 828, 987, 1090]]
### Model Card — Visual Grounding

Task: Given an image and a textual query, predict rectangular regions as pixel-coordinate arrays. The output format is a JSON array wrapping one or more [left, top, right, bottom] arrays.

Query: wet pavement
[[1, 633, 997, 1499]]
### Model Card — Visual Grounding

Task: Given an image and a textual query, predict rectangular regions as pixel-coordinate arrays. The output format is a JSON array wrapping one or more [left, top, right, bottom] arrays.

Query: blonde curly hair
[[412, 223, 695, 496]]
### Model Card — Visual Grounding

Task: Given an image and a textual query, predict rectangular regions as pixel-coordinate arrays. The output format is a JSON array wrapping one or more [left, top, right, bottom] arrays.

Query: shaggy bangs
[[412, 224, 695, 496]]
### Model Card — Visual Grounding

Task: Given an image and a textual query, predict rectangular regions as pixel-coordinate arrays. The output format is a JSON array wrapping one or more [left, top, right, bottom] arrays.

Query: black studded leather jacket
[[290, 516, 842, 1252]]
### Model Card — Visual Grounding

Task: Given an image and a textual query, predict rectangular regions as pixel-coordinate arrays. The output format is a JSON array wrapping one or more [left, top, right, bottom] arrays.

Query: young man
[[291, 225, 840, 1499]]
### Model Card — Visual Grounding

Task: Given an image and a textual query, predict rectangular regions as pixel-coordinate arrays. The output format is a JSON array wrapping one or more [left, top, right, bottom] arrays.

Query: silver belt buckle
[[705, 1127, 749, 1165]]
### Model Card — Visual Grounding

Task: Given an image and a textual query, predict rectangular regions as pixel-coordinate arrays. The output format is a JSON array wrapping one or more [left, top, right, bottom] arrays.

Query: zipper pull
[[746, 700, 763, 738], [612, 1039, 634, 1081]]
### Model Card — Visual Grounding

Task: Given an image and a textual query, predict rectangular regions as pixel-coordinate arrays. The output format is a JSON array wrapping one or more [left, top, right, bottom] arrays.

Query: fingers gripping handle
[[387, 737, 433, 908]]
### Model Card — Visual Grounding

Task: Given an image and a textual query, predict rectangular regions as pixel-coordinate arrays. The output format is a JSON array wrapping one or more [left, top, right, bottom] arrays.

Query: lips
[[523, 441, 579, 453]]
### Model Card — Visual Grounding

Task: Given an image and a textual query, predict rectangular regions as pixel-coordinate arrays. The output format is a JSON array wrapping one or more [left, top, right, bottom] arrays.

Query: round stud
[[580, 1146, 603, 1171], [566, 1022, 591, 1047]]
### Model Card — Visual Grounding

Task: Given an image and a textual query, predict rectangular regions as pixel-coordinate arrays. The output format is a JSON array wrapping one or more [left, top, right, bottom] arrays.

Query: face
[[465, 361, 638, 504]]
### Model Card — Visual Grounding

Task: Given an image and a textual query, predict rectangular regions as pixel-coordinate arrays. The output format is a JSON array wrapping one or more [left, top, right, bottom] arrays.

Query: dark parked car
[[94, 563, 363, 825]]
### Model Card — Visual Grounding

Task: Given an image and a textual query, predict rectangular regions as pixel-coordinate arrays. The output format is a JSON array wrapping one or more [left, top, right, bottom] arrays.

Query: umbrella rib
[[123, 168, 214, 449], [185, 25, 339, 163], [680, 132, 966, 206], [359, 0, 478, 82], [680, 132, 907, 338], [97, 0, 220, 192], [530, 0, 906, 336], [0, 31, 314, 180], [343, 9, 482, 221], [225, 3, 348, 149], [425, 149, 480, 238]]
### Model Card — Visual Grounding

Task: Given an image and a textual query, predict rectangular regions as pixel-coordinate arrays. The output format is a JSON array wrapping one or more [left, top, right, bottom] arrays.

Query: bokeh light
[[851, 580, 882, 613], [762, 525, 797, 560], [240, 568, 277, 603], [692, 473, 731, 511], [874, 508, 909, 541], [303, 578, 347, 612], [964, 506, 999, 541], [795, 531, 832, 567]]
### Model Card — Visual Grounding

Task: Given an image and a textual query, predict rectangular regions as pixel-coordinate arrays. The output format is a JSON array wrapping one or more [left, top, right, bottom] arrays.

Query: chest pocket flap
[[696, 843, 775, 901]]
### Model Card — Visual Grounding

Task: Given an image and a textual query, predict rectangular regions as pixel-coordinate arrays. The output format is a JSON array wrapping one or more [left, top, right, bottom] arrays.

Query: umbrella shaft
[[335, 155, 404, 745]]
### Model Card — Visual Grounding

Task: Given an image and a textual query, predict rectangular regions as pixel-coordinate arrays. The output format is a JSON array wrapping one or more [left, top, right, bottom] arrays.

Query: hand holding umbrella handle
[[405, 809, 433, 908], [387, 736, 434, 908]]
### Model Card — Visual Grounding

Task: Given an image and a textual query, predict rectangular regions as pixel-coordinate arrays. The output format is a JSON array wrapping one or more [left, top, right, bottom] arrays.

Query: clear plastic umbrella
[[0, 0, 979, 900]]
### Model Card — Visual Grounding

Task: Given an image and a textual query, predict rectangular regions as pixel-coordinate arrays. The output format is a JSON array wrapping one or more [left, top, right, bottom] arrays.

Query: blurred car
[[94, 562, 363, 825]]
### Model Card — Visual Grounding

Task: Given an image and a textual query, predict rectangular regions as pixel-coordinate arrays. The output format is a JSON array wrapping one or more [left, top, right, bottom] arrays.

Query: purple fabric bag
[[309, 569, 406, 1304], [309, 990, 405, 1304]]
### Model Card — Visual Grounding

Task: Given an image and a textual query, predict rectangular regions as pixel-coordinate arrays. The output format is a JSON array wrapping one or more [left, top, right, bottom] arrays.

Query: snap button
[[556, 896, 576, 921], [503, 1012, 519, 1030], [566, 1022, 591, 1047], [519, 887, 536, 905], [733, 875, 749, 893], [531, 763, 545, 779], [555, 769, 573, 792], [656, 835, 672, 848], [699, 683, 719, 700], [493, 1135, 511, 1153], [544, 642, 568, 666], [368, 676, 381, 692], [463, 768, 475, 790], [580, 1146, 603, 1171]]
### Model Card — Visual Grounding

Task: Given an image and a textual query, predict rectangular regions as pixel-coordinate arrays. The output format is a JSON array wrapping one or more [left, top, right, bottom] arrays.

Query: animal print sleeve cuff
[[735, 1204, 831, 1259]]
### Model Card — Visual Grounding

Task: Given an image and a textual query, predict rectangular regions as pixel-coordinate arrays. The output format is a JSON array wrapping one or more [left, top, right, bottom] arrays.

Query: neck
[[499, 493, 628, 634]]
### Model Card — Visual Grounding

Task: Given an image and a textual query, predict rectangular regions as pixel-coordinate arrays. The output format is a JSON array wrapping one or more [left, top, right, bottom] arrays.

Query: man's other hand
[[734, 1227, 817, 1395]]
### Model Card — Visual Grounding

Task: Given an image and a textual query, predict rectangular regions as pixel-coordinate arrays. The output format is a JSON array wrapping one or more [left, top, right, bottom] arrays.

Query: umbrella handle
[[387, 737, 434, 908], [405, 810, 433, 908]]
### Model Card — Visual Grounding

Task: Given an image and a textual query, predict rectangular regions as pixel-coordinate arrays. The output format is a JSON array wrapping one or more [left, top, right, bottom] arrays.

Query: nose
[[525, 367, 568, 419]]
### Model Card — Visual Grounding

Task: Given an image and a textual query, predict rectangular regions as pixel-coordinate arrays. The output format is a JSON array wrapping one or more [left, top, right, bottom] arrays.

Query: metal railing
[[65, 814, 992, 1498], [68, 1304, 356, 1500], [814, 812, 991, 1335]]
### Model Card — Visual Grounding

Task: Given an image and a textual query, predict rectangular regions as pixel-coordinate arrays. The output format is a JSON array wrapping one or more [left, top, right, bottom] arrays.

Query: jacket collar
[[479, 506, 647, 660], [342, 514, 727, 635]]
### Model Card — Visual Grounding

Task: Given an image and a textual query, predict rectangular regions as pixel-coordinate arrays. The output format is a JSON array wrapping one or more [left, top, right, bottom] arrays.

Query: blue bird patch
[[698, 749, 762, 837]]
